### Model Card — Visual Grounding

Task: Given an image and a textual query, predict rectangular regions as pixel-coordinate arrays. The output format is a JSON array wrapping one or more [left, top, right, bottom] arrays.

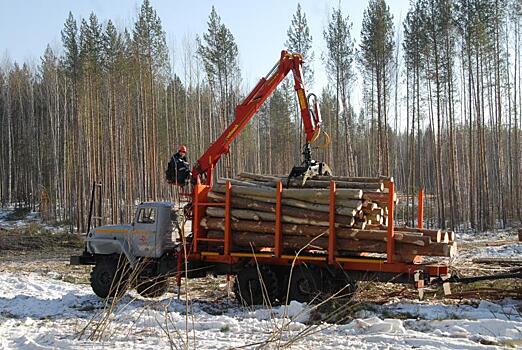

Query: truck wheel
[[322, 272, 359, 300], [233, 265, 278, 306], [90, 255, 129, 299], [136, 276, 169, 298], [287, 265, 322, 303]]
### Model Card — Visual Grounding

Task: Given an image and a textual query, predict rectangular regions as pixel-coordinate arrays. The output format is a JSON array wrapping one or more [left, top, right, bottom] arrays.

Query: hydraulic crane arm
[[192, 50, 324, 183]]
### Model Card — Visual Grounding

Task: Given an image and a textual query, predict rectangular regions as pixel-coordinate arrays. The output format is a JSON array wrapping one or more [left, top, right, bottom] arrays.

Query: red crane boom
[[192, 50, 326, 184]]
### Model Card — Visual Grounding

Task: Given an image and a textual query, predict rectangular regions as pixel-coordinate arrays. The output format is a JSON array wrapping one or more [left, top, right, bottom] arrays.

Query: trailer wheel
[[287, 265, 322, 303], [323, 274, 359, 299], [90, 255, 129, 299], [136, 276, 169, 298], [234, 265, 278, 306]]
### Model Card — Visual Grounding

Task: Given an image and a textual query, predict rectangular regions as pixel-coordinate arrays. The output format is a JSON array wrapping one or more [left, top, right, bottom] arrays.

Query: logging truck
[[71, 51, 458, 304]]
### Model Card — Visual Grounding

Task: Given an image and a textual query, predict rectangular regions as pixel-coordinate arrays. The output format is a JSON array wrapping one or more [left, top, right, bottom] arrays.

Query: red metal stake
[[275, 181, 282, 258], [224, 181, 232, 256], [193, 184, 200, 254], [328, 180, 336, 265], [386, 181, 395, 264]]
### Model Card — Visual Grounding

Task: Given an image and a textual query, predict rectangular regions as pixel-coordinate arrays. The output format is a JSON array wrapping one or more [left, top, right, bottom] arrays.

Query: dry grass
[[0, 223, 89, 283], [0, 224, 83, 252]]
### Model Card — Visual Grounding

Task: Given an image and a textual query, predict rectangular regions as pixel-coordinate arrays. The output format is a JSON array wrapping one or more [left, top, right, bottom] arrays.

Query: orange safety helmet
[[178, 145, 187, 153]]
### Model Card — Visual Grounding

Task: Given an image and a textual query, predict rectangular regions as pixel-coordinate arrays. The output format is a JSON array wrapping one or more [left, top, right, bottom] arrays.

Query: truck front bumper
[[70, 252, 96, 265]]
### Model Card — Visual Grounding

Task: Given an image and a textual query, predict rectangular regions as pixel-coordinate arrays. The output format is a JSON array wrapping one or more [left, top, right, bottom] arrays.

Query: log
[[367, 225, 443, 243], [213, 184, 363, 201], [237, 172, 283, 183], [205, 207, 358, 226], [236, 193, 361, 215], [212, 186, 362, 214], [353, 221, 367, 230], [402, 228, 442, 242], [362, 203, 378, 213], [366, 213, 381, 223], [222, 178, 280, 188], [206, 230, 454, 257], [239, 172, 386, 190], [371, 208, 384, 216], [472, 257, 522, 265], [392, 254, 418, 263], [392, 231, 432, 245], [286, 179, 384, 191], [281, 187, 364, 201], [207, 192, 356, 226], [227, 192, 361, 216], [207, 230, 386, 253], [217, 178, 261, 187], [312, 175, 392, 183], [201, 217, 431, 246], [363, 191, 397, 205]]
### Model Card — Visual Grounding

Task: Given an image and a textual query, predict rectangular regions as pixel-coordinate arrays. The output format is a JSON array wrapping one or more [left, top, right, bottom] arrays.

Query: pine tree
[[285, 3, 314, 162], [79, 13, 103, 73], [61, 12, 80, 80], [197, 6, 240, 108], [403, 1, 426, 225], [359, 0, 395, 175], [197, 6, 241, 177], [133, 0, 169, 79], [323, 7, 355, 175], [102, 20, 124, 73], [286, 3, 314, 85]]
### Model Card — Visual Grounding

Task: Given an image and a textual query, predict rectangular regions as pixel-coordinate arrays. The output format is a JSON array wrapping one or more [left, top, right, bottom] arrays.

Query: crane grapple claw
[[287, 143, 332, 187], [287, 161, 332, 187]]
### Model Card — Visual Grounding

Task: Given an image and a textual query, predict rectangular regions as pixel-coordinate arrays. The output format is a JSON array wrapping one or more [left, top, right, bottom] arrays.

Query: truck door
[[132, 206, 158, 257]]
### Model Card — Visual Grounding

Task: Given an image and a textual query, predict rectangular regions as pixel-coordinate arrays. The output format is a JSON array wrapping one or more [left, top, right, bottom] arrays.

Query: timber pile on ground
[[200, 172, 457, 262]]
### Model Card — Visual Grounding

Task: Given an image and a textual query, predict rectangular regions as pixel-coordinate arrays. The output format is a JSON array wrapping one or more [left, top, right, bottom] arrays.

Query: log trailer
[[71, 50, 516, 304]]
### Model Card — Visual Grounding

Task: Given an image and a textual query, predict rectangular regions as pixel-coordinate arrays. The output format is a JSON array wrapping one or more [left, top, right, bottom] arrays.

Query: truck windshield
[[137, 208, 156, 224]]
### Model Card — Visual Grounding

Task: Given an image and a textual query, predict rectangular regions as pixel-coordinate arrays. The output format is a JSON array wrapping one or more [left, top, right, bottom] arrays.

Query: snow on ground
[[480, 244, 522, 258], [0, 271, 521, 349], [458, 229, 518, 242], [0, 207, 68, 234], [454, 229, 521, 265], [1, 208, 521, 349], [0, 209, 10, 222]]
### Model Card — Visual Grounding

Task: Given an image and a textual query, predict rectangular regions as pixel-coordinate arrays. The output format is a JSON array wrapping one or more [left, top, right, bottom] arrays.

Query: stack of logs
[[200, 172, 457, 262]]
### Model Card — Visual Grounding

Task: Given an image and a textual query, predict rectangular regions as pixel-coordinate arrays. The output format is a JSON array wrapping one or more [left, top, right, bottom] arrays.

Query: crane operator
[[166, 145, 191, 185]]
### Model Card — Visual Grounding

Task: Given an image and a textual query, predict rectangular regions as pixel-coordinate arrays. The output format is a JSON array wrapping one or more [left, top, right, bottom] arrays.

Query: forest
[[0, 0, 520, 233]]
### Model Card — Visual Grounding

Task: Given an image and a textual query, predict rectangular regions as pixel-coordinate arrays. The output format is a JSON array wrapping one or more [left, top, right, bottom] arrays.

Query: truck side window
[[137, 208, 156, 224]]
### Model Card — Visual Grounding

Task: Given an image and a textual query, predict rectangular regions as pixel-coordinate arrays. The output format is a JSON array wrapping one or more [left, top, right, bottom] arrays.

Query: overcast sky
[[0, 0, 408, 97]]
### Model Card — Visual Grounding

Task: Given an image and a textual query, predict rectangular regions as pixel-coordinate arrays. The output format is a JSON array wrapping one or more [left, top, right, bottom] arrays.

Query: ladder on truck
[[86, 181, 103, 234]]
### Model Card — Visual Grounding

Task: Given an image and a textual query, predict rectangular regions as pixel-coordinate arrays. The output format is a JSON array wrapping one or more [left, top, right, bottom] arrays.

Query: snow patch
[[480, 243, 522, 258], [1, 271, 521, 349]]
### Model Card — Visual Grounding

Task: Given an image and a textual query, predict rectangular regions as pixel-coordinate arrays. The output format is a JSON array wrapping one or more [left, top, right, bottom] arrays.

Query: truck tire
[[136, 276, 169, 298], [90, 255, 129, 299], [233, 265, 278, 306], [322, 271, 359, 300], [286, 265, 322, 303]]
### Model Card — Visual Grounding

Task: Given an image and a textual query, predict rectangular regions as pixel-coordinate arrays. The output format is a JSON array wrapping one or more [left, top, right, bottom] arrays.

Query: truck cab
[[71, 202, 181, 299], [85, 202, 177, 260]]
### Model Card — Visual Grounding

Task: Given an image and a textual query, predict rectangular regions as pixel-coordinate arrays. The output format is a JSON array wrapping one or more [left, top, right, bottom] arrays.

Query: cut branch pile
[[199, 172, 457, 261]]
